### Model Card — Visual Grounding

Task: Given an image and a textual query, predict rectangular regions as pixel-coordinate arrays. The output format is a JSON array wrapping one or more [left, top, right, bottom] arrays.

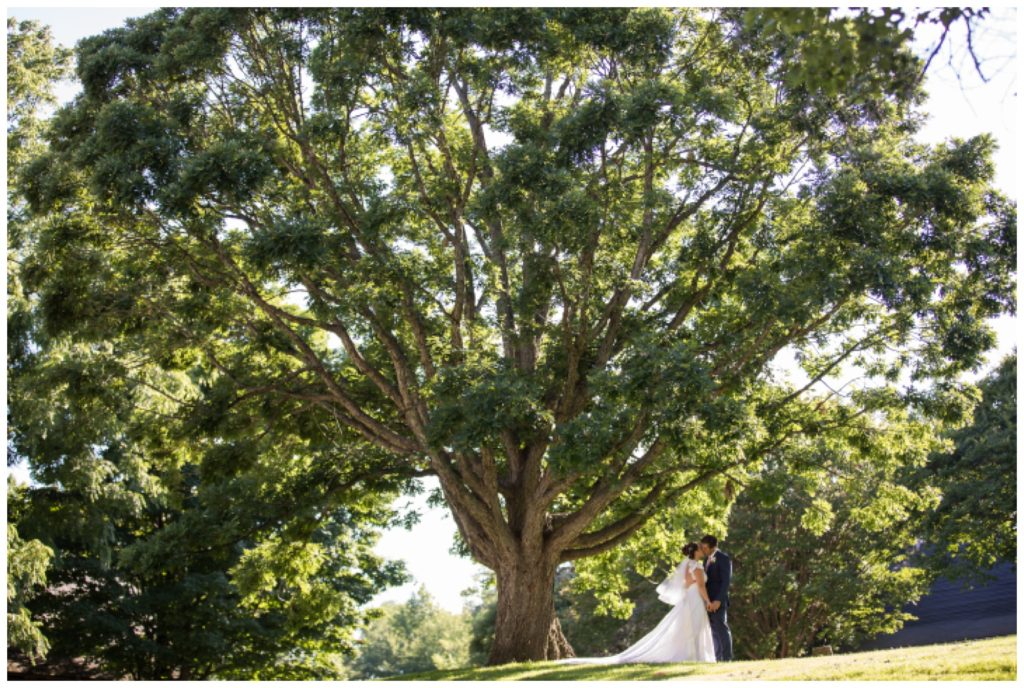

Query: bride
[[555, 542, 716, 664]]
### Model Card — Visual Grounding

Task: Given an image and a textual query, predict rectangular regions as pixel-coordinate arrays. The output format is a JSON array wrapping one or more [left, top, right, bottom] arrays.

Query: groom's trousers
[[708, 606, 733, 661]]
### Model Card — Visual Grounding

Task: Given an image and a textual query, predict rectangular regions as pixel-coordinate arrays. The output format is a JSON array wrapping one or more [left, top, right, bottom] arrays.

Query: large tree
[[18, 8, 1015, 662]]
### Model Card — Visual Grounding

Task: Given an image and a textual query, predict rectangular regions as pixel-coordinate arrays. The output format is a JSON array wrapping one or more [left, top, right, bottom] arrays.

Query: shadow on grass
[[386, 636, 1017, 681], [387, 661, 705, 681]]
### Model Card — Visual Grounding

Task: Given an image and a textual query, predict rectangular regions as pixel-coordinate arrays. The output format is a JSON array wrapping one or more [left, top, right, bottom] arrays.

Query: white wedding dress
[[555, 558, 716, 665]]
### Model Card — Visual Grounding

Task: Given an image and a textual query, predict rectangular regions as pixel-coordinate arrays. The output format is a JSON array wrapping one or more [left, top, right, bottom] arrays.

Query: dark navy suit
[[704, 549, 734, 661]]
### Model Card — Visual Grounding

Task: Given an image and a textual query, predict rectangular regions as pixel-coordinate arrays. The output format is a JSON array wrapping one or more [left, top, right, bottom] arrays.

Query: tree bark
[[546, 614, 576, 660], [488, 556, 573, 664]]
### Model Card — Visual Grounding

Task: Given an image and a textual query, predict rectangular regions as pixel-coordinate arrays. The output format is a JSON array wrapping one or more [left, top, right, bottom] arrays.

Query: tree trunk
[[488, 557, 574, 664], [546, 614, 575, 660]]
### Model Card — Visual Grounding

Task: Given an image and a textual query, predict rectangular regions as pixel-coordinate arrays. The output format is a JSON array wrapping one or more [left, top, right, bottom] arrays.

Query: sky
[[6, 5, 1018, 613]]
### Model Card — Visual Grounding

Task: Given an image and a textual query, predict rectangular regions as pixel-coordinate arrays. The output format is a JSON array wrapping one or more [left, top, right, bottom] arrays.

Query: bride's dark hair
[[682, 542, 700, 559]]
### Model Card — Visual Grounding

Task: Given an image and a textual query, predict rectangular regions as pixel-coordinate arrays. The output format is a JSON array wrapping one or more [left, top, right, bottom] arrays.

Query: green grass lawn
[[388, 634, 1016, 681]]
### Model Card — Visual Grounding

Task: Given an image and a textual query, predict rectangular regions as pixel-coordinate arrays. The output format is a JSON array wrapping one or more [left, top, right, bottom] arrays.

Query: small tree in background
[[917, 354, 1017, 581], [347, 585, 473, 678], [6, 17, 71, 168], [462, 570, 498, 666], [7, 478, 55, 663]]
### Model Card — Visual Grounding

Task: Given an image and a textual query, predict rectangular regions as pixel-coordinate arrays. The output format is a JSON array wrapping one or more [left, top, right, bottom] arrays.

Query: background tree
[[346, 585, 473, 678], [915, 354, 1017, 581], [725, 408, 945, 658], [7, 16, 414, 679], [7, 330, 411, 678], [6, 16, 70, 666], [7, 477, 54, 662], [17, 7, 1015, 663], [461, 570, 498, 666], [6, 17, 71, 169]]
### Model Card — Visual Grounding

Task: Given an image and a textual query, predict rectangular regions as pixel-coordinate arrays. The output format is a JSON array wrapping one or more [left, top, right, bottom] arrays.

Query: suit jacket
[[705, 549, 732, 607]]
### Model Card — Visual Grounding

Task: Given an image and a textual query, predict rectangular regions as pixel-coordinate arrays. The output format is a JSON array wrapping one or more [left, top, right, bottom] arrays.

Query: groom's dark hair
[[700, 535, 718, 548]]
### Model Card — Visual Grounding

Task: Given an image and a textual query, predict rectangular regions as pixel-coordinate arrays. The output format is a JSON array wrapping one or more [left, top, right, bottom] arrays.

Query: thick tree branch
[[206, 237, 420, 454], [559, 468, 722, 561]]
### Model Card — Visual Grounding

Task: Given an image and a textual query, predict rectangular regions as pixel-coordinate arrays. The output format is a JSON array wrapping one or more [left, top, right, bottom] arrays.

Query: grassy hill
[[389, 634, 1016, 681]]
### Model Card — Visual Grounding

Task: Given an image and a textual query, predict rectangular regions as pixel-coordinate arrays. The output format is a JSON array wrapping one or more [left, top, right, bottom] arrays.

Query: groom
[[700, 535, 733, 661]]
